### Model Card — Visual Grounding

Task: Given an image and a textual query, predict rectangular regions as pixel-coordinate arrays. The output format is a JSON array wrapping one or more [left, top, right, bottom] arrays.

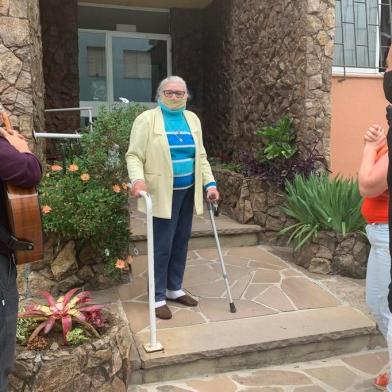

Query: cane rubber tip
[[230, 303, 237, 313]]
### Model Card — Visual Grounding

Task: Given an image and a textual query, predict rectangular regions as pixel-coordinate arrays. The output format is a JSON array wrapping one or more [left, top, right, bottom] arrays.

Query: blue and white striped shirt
[[159, 101, 196, 190]]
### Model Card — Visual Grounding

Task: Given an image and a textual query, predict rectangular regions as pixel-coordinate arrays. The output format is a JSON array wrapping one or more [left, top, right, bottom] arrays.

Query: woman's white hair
[[156, 75, 189, 100]]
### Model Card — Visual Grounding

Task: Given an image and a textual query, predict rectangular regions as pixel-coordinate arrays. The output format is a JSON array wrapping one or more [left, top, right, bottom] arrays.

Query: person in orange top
[[358, 123, 390, 390]]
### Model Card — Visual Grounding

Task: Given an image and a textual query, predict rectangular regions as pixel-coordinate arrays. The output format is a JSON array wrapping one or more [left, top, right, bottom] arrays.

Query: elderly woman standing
[[126, 76, 219, 320]]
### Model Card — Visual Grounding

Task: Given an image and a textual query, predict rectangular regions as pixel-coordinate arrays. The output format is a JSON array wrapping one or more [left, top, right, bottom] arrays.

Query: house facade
[[1, 0, 388, 177]]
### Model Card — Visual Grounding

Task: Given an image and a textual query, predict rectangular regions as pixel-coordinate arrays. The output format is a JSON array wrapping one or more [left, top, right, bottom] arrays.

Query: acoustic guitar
[[1, 109, 43, 264]]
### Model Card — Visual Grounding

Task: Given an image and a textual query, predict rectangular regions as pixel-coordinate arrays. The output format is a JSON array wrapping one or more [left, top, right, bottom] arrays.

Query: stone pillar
[[302, 0, 335, 166], [39, 0, 79, 133], [0, 0, 45, 140], [170, 8, 204, 116], [202, 0, 334, 166]]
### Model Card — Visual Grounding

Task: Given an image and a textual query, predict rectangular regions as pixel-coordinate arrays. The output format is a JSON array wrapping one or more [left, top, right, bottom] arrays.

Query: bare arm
[[358, 124, 388, 197]]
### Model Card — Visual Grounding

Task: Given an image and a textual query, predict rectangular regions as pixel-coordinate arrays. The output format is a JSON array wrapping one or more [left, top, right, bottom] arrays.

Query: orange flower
[[115, 259, 126, 269], [41, 205, 52, 214], [80, 173, 90, 182], [68, 164, 79, 172], [126, 255, 133, 265], [51, 164, 62, 172], [122, 182, 129, 190], [112, 184, 121, 193]]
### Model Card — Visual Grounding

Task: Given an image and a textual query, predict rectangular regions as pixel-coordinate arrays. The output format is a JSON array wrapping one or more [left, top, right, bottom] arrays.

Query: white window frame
[[79, 28, 172, 114], [332, 0, 384, 76]]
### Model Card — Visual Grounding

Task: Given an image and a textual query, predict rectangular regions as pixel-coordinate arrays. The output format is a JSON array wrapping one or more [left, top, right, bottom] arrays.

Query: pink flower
[[115, 259, 126, 269], [41, 205, 52, 214], [68, 164, 79, 172], [80, 173, 90, 182], [51, 164, 62, 172], [112, 184, 121, 193]]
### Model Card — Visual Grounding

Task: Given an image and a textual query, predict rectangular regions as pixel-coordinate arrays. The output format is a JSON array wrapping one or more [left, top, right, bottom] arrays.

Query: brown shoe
[[155, 304, 172, 320], [168, 294, 198, 307]]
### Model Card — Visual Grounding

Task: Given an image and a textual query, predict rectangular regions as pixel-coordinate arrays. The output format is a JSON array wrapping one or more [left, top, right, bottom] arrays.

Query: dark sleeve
[[0, 138, 42, 188]]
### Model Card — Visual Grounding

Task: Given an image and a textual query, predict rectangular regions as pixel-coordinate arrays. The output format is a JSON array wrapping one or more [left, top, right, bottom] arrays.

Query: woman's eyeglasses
[[163, 90, 186, 98]]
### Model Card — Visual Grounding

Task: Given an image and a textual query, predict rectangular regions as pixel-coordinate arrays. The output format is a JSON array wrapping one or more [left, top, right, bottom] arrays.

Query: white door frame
[[79, 28, 172, 115]]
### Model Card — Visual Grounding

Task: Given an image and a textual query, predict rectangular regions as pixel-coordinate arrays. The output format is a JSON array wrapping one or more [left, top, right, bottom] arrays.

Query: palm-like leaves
[[18, 288, 104, 344], [280, 173, 365, 250]]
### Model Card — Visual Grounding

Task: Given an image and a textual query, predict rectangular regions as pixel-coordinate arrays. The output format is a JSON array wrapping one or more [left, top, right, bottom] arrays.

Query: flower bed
[[10, 309, 133, 392]]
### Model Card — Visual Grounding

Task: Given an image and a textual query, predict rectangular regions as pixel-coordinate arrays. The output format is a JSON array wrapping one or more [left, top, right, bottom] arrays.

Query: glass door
[[79, 29, 171, 116], [110, 35, 169, 106]]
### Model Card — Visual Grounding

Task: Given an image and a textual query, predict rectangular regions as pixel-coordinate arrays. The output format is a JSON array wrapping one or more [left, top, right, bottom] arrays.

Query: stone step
[[130, 207, 261, 255], [116, 245, 381, 386], [128, 306, 379, 385]]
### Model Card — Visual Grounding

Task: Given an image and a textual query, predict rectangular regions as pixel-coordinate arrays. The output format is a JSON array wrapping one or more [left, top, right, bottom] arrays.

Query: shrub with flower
[[40, 104, 145, 278]]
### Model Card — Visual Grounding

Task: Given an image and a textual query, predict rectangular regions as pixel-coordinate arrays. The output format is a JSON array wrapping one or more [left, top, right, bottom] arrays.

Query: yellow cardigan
[[125, 106, 216, 219]]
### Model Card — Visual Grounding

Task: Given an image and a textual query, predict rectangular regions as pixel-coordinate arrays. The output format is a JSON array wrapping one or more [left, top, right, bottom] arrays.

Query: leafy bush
[[214, 115, 326, 188], [280, 173, 365, 250], [16, 311, 39, 345], [40, 104, 145, 277], [256, 115, 297, 163], [66, 328, 90, 346], [18, 288, 104, 345]]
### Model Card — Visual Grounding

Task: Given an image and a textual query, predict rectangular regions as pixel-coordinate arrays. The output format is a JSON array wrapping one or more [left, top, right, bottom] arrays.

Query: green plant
[[280, 173, 365, 250], [40, 103, 145, 277], [16, 310, 39, 345], [256, 115, 297, 164], [81, 104, 146, 186], [18, 288, 104, 345], [66, 328, 90, 346]]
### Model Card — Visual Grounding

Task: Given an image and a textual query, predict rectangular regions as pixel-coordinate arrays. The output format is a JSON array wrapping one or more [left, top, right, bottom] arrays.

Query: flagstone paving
[[128, 348, 389, 391], [92, 208, 382, 387]]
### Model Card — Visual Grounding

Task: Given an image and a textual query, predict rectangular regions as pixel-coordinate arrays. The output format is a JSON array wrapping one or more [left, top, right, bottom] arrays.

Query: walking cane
[[207, 201, 237, 313], [129, 188, 163, 353]]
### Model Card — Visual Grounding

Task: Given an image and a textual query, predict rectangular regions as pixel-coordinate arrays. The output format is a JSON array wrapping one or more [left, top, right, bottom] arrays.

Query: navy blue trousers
[[0, 253, 18, 392], [153, 187, 194, 302]]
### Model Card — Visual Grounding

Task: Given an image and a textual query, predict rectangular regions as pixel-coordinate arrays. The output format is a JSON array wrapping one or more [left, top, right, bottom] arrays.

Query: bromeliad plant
[[280, 173, 365, 250], [18, 288, 105, 345]]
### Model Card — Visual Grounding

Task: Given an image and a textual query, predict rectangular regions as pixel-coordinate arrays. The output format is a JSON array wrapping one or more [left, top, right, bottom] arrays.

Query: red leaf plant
[[18, 288, 105, 345]]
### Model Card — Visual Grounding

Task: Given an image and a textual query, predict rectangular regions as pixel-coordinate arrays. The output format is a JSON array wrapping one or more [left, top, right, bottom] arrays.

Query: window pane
[[79, 32, 107, 101], [333, 0, 388, 69], [112, 37, 167, 103]]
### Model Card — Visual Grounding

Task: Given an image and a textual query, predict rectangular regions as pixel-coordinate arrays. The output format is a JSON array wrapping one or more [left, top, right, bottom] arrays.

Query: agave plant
[[18, 288, 104, 344], [280, 173, 365, 250]]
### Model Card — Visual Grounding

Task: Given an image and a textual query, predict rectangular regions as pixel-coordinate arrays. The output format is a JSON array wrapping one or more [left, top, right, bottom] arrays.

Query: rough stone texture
[[10, 311, 133, 392], [295, 231, 370, 278], [0, 0, 45, 144], [201, 0, 333, 167], [39, 0, 79, 133], [171, 8, 204, 118], [214, 168, 292, 244], [18, 239, 129, 298]]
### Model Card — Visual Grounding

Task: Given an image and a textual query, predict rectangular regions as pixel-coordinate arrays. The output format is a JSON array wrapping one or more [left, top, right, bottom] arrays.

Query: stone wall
[[214, 168, 293, 244], [10, 308, 133, 392], [202, 0, 334, 165], [39, 0, 80, 133], [0, 0, 45, 138], [170, 8, 204, 114], [17, 239, 129, 299]]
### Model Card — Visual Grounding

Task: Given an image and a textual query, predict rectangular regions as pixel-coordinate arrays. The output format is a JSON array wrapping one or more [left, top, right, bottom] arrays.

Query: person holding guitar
[[0, 124, 41, 392]]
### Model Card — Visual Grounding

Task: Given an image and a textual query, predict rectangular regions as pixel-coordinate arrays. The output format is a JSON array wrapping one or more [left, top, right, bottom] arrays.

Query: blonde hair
[[156, 75, 188, 100]]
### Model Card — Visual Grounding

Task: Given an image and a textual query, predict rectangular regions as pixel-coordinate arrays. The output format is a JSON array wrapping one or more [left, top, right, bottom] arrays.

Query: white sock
[[166, 289, 186, 300], [155, 300, 166, 308]]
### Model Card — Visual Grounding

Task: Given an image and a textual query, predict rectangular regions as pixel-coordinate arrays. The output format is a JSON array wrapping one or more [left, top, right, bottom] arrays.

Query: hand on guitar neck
[[0, 126, 31, 154]]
